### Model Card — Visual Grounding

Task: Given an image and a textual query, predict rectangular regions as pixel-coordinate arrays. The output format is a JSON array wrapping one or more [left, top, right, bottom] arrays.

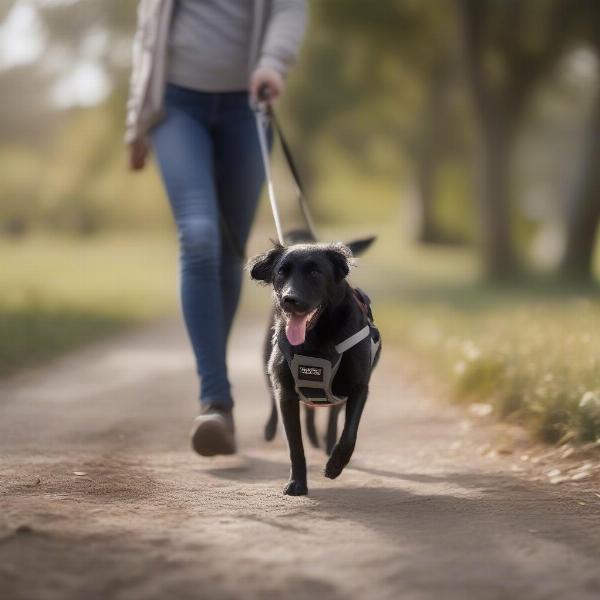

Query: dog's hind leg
[[325, 405, 341, 455], [263, 317, 278, 441], [324, 385, 368, 479], [265, 394, 278, 441], [280, 393, 308, 496], [305, 408, 320, 448]]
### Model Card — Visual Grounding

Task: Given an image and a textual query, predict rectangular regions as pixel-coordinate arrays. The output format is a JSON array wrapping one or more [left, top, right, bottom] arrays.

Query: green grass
[[347, 226, 600, 445], [0, 234, 178, 376]]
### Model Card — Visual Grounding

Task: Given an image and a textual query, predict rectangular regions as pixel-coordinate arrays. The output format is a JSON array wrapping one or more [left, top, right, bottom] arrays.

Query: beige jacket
[[125, 0, 307, 144]]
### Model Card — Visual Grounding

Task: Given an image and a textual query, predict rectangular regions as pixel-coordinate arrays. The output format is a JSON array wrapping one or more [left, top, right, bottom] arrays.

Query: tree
[[560, 1, 600, 281], [298, 0, 464, 244], [456, 0, 574, 279], [0, 0, 137, 144], [560, 86, 600, 280]]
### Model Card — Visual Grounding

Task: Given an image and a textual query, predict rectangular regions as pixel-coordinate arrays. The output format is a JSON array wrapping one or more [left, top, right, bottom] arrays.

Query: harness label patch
[[298, 365, 324, 382]]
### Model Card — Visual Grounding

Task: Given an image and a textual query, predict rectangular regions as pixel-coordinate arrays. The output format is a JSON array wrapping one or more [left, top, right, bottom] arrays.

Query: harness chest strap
[[335, 322, 380, 368], [283, 322, 380, 408]]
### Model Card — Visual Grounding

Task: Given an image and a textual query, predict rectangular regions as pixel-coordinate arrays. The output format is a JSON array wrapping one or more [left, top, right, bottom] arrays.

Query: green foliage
[[0, 101, 172, 234], [0, 234, 177, 375], [371, 231, 600, 444], [433, 161, 475, 244], [0, 306, 130, 376]]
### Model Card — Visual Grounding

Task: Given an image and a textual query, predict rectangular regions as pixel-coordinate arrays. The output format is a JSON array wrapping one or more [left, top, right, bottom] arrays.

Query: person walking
[[126, 1, 307, 456]]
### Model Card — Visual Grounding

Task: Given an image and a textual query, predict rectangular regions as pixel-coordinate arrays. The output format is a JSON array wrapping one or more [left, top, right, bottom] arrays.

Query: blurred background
[[1, 0, 599, 444]]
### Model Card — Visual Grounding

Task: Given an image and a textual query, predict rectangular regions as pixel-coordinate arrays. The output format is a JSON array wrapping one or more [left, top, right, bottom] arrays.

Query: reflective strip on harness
[[334, 325, 370, 354]]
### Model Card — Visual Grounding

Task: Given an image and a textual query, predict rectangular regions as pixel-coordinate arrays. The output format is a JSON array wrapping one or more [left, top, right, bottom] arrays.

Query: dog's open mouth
[[284, 307, 321, 346]]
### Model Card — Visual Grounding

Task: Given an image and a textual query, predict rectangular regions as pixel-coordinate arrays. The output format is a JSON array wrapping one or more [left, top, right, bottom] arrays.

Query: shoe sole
[[190, 415, 236, 457]]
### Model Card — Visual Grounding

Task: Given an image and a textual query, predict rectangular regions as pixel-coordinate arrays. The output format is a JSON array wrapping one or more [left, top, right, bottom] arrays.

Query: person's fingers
[[250, 68, 285, 105], [130, 154, 145, 171], [257, 82, 275, 102], [129, 148, 143, 171], [128, 140, 147, 171], [250, 76, 267, 104]]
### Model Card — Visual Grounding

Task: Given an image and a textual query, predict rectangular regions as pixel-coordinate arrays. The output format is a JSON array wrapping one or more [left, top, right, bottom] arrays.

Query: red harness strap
[[352, 287, 373, 324]]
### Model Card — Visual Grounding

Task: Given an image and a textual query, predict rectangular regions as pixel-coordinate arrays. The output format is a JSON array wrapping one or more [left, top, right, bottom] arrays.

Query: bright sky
[[0, 0, 111, 107], [0, 1, 45, 68]]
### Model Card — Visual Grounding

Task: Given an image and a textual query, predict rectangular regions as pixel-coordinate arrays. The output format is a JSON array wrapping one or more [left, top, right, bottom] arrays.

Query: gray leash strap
[[255, 105, 285, 245], [220, 97, 317, 260], [270, 110, 319, 243]]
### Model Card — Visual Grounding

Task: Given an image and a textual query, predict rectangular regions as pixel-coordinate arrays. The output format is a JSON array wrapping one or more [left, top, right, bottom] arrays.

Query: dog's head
[[248, 242, 354, 346]]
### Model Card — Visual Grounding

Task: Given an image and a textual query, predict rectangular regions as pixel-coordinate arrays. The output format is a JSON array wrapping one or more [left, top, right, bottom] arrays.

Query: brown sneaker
[[190, 405, 236, 457]]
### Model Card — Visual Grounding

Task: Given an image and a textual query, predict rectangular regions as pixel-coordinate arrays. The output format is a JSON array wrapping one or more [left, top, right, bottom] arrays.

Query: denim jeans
[[151, 84, 266, 409]]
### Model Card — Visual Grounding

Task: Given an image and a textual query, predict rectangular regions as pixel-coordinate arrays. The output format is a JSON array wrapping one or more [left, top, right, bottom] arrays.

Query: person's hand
[[250, 67, 285, 105], [128, 138, 149, 171]]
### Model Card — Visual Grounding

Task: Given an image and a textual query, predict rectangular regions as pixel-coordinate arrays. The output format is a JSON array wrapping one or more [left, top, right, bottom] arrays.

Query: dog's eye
[[277, 264, 290, 278]]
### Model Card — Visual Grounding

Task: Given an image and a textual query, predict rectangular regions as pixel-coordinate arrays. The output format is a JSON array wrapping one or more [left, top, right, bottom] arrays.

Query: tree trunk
[[456, 0, 517, 279], [560, 91, 600, 281], [477, 120, 516, 279], [411, 62, 449, 245], [413, 149, 439, 244]]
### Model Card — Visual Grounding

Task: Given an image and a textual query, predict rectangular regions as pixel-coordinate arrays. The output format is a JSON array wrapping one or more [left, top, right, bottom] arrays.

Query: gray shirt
[[126, 0, 307, 142], [167, 0, 253, 92]]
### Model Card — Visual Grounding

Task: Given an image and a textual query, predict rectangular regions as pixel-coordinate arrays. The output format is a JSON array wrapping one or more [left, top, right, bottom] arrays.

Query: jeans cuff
[[201, 396, 234, 410]]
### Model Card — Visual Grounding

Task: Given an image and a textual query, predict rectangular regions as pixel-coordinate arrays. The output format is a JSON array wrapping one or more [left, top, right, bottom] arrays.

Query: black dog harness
[[279, 288, 380, 408]]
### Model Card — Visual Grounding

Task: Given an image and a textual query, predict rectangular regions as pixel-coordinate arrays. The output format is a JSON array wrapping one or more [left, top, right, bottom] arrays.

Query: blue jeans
[[151, 84, 266, 409]]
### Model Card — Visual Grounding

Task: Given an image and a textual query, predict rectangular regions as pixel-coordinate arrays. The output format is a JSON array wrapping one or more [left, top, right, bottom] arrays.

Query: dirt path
[[1, 319, 600, 600]]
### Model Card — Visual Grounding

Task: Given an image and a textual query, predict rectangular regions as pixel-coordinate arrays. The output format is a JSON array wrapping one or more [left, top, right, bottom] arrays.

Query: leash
[[254, 86, 319, 245], [254, 98, 285, 245], [218, 88, 319, 259]]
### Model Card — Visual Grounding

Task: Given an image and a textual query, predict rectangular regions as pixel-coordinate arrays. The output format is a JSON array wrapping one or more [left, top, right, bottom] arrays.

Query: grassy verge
[[2, 226, 599, 447], [348, 229, 600, 445], [0, 234, 177, 376]]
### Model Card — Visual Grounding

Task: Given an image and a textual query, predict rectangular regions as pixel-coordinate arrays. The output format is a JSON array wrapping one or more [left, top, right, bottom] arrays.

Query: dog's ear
[[247, 243, 285, 284], [345, 235, 376, 257], [326, 243, 352, 282]]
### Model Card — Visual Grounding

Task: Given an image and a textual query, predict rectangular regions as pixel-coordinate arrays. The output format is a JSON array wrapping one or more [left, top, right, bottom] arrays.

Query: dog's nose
[[282, 295, 306, 313]]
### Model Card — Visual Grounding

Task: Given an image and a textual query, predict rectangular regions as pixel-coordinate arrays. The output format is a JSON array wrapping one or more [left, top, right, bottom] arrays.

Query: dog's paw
[[283, 479, 308, 496], [324, 445, 352, 479]]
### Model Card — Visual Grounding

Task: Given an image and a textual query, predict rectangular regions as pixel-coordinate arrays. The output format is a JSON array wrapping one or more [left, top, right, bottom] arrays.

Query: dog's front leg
[[280, 392, 308, 495], [324, 385, 367, 479]]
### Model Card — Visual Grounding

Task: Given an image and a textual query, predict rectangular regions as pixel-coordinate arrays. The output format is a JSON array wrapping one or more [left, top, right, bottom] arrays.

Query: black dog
[[261, 233, 376, 454], [248, 240, 381, 495]]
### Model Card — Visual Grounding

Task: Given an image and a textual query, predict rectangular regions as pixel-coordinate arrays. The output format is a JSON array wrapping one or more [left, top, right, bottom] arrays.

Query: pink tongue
[[286, 313, 311, 346]]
